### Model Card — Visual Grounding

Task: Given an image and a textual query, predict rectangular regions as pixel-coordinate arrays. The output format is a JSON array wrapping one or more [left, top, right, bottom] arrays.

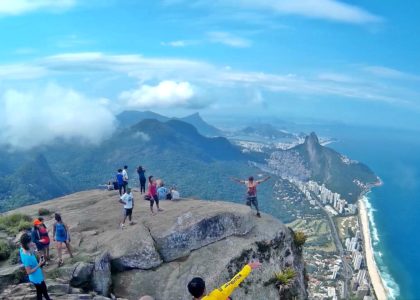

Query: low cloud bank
[[0, 84, 116, 150]]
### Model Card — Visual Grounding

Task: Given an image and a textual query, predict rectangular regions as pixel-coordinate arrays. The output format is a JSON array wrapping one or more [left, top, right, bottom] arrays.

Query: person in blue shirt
[[116, 169, 124, 196], [157, 181, 169, 200], [19, 233, 51, 300]]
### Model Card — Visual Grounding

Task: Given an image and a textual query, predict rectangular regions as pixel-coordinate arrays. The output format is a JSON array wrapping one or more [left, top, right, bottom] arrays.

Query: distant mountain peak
[[305, 132, 320, 145]]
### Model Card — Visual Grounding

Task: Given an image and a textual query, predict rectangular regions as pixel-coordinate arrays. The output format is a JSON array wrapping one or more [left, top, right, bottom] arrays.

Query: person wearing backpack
[[53, 213, 73, 267], [20, 233, 51, 300], [31, 219, 49, 263]]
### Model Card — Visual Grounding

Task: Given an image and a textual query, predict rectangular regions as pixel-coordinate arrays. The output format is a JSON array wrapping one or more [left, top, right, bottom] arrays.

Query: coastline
[[358, 197, 388, 300]]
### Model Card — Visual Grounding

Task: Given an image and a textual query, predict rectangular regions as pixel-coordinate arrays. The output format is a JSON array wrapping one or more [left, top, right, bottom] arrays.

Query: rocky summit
[[0, 189, 307, 300]]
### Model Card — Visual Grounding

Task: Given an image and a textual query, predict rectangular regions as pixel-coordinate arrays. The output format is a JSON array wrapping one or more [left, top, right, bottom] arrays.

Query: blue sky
[[1, 0, 420, 148]]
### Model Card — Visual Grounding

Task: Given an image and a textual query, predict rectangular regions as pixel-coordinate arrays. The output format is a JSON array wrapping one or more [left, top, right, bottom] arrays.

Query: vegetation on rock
[[293, 231, 307, 248], [0, 213, 32, 235]]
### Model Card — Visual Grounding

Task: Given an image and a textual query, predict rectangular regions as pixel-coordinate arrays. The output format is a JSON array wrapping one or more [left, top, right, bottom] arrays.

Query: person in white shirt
[[171, 186, 180, 200], [122, 165, 129, 193], [119, 187, 134, 229]]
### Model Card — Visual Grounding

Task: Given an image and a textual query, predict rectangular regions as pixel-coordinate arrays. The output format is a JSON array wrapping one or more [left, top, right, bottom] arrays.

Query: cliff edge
[[0, 190, 307, 300]]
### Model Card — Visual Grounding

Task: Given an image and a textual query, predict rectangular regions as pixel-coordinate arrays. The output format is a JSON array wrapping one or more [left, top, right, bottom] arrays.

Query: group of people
[[19, 213, 73, 300], [115, 165, 182, 229]]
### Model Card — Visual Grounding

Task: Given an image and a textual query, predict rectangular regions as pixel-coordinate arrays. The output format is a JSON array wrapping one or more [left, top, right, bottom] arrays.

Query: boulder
[[113, 213, 307, 300], [93, 252, 111, 296], [0, 283, 36, 300], [2, 190, 308, 300], [102, 224, 162, 271], [144, 201, 255, 262], [70, 262, 94, 288], [0, 265, 26, 292], [45, 280, 70, 295]]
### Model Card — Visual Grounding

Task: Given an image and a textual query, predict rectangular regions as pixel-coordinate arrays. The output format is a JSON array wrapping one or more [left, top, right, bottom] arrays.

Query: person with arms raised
[[231, 175, 271, 218]]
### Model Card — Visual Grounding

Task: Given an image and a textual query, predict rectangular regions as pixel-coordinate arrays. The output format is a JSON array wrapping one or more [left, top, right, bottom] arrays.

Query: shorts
[[125, 208, 133, 217], [246, 196, 258, 208]]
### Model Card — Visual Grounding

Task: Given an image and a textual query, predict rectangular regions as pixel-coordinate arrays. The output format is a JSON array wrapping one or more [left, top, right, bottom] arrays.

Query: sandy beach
[[359, 198, 388, 300]]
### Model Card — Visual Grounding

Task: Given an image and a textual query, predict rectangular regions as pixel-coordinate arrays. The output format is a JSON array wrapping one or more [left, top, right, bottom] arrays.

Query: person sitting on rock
[[52, 213, 73, 266], [187, 261, 262, 300], [119, 187, 134, 229], [157, 181, 169, 200], [19, 233, 52, 300], [170, 185, 180, 200], [231, 175, 271, 218]]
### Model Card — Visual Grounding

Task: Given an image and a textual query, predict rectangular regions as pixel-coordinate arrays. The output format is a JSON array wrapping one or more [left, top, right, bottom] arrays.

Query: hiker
[[148, 175, 163, 214], [119, 187, 134, 229], [116, 169, 124, 196], [170, 186, 180, 200], [52, 213, 73, 266], [37, 217, 50, 261], [187, 261, 262, 300], [122, 165, 129, 193], [19, 233, 52, 300], [231, 175, 271, 217], [31, 219, 49, 262], [157, 181, 169, 200], [137, 166, 147, 194]]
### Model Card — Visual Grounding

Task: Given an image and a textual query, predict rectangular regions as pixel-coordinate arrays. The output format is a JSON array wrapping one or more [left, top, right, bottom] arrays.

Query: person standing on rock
[[231, 175, 271, 218], [119, 187, 134, 229], [148, 175, 163, 214], [19, 233, 52, 300], [137, 166, 147, 194], [31, 219, 49, 262], [122, 165, 129, 193], [187, 261, 262, 300], [116, 169, 124, 196], [52, 213, 73, 266]]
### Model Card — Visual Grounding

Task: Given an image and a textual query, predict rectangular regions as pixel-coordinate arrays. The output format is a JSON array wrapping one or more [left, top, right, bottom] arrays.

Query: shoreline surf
[[359, 195, 396, 300]]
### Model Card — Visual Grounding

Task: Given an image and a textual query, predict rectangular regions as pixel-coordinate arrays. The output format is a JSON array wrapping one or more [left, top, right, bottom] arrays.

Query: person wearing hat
[[31, 219, 49, 261], [119, 187, 134, 229]]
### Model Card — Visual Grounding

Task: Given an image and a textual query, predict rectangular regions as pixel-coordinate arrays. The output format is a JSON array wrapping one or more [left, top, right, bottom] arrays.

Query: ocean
[[309, 124, 419, 300]]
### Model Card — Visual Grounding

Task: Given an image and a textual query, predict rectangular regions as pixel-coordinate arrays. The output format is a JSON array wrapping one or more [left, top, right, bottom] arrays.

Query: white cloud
[[169, 0, 382, 24], [161, 40, 199, 47], [363, 66, 420, 81], [0, 64, 47, 80], [0, 0, 76, 16], [1, 52, 417, 106], [0, 83, 116, 150], [207, 31, 252, 48], [249, 0, 382, 24], [119, 80, 195, 109]]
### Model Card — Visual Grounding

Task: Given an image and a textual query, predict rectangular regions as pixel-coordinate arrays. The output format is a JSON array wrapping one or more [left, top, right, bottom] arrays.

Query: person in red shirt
[[231, 175, 270, 217], [148, 176, 163, 214]]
